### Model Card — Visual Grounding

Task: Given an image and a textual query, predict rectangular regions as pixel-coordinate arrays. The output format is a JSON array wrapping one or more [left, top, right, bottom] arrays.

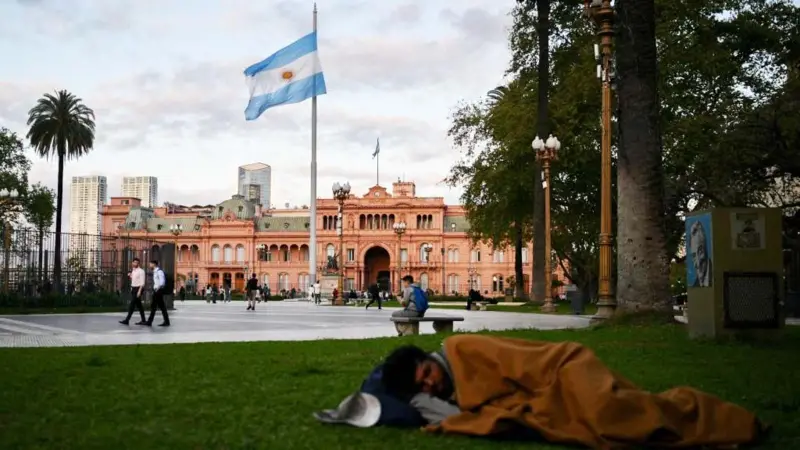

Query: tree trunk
[[532, 0, 550, 303], [53, 152, 64, 292], [513, 222, 525, 299], [615, 0, 671, 312]]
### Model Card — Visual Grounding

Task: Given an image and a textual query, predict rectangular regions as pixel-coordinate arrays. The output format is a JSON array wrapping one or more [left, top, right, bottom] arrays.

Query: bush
[[0, 291, 126, 308]]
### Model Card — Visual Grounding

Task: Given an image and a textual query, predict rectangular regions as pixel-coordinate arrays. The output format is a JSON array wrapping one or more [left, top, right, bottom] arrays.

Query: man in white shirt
[[120, 257, 147, 325], [142, 259, 170, 327], [313, 280, 321, 304]]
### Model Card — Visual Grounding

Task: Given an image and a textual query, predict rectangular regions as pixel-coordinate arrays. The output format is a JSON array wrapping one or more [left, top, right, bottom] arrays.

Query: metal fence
[[0, 227, 170, 298]]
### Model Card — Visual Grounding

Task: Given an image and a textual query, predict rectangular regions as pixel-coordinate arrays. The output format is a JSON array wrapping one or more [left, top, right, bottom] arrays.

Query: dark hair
[[251, 273, 256, 278], [150, 259, 159, 265], [132, 258, 140, 263], [381, 345, 428, 400], [402, 275, 414, 283]]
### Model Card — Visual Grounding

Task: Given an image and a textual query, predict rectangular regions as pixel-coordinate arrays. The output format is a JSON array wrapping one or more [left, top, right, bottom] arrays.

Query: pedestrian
[[119, 257, 146, 325], [365, 283, 382, 310], [142, 259, 170, 327], [246, 273, 259, 311], [313, 279, 321, 304]]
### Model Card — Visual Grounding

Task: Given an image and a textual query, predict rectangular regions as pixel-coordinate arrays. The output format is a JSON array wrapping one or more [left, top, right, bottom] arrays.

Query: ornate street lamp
[[585, 0, 617, 319], [169, 223, 183, 291], [468, 264, 478, 291], [332, 181, 351, 305], [533, 134, 561, 313], [393, 221, 406, 291], [0, 188, 20, 294]]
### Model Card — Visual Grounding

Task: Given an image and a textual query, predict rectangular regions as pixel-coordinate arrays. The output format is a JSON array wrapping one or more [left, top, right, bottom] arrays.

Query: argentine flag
[[244, 32, 327, 121]]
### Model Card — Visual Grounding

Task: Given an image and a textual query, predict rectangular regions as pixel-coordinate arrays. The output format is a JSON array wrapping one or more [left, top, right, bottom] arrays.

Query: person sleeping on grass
[[317, 334, 769, 450]]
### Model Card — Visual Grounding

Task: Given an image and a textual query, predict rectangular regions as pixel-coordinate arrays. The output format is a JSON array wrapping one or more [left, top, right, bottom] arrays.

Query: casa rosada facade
[[101, 181, 565, 295]]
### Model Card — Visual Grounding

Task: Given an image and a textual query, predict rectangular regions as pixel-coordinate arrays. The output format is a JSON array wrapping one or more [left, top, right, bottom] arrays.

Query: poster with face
[[686, 213, 713, 288]]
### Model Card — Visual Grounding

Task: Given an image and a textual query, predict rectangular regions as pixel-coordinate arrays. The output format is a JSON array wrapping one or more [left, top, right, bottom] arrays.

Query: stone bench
[[390, 316, 465, 336]]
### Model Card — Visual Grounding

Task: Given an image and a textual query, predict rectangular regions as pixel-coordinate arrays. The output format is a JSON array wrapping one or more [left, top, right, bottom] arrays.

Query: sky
[[0, 0, 515, 226]]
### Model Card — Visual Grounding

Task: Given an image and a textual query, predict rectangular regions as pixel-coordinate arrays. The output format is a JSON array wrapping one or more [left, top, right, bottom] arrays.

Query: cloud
[[439, 7, 510, 44]]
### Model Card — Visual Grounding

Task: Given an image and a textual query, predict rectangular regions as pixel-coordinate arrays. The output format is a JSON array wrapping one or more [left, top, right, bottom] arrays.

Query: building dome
[[212, 195, 256, 220]]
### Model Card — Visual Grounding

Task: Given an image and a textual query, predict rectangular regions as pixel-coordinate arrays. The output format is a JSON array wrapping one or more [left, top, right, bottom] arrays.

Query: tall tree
[[615, 0, 671, 312], [23, 183, 55, 282], [0, 128, 31, 223], [487, 86, 527, 299], [27, 90, 96, 292]]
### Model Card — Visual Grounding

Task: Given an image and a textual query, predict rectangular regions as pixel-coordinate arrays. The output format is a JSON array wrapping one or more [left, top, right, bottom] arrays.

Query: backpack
[[360, 364, 425, 427], [412, 285, 429, 313]]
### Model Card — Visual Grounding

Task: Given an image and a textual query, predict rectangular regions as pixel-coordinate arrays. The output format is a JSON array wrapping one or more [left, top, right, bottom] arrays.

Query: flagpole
[[377, 151, 380, 186], [309, 3, 318, 292]]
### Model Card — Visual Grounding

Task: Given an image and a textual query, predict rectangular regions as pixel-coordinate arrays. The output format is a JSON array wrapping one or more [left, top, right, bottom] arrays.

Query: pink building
[[102, 181, 564, 295]]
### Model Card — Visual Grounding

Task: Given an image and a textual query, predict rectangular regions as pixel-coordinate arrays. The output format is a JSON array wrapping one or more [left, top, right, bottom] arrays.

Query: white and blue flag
[[244, 32, 327, 121]]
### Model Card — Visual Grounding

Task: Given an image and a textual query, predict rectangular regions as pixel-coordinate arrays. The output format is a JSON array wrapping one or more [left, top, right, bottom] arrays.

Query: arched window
[[235, 245, 245, 262], [211, 245, 221, 262], [262, 273, 270, 288], [492, 275, 504, 292], [493, 250, 505, 263], [326, 244, 335, 257], [223, 245, 233, 262], [298, 273, 309, 292], [420, 272, 429, 290], [470, 249, 481, 262], [447, 274, 460, 294], [190, 245, 200, 262], [448, 248, 459, 263], [419, 243, 431, 262], [521, 248, 529, 264], [279, 273, 289, 291]]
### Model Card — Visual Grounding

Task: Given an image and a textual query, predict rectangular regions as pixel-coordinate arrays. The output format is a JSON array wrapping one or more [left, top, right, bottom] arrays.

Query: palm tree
[[27, 90, 95, 292], [486, 85, 527, 299], [614, 0, 671, 311]]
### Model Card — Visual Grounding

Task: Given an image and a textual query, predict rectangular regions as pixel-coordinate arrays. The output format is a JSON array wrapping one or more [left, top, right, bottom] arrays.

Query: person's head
[[382, 345, 448, 400], [689, 221, 708, 274], [149, 259, 159, 270], [401, 275, 414, 289], [131, 258, 140, 269], [251, 273, 256, 279]]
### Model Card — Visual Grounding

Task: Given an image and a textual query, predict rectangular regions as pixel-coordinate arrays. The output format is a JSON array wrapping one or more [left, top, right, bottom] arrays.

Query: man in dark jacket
[[246, 274, 259, 311], [365, 283, 382, 310]]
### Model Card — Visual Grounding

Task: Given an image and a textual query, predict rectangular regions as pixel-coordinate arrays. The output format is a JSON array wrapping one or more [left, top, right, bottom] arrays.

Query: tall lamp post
[[0, 188, 21, 294], [587, 0, 617, 318], [332, 181, 351, 305], [422, 243, 432, 290], [169, 224, 183, 294], [532, 134, 561, 313], [392, 221, 406, 291], [468, 264, 477, 291], [440, 247, 446, 295]]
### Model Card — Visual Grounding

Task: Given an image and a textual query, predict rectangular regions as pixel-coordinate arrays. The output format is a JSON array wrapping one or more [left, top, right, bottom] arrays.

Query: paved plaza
[[0, 300, 592, 348]]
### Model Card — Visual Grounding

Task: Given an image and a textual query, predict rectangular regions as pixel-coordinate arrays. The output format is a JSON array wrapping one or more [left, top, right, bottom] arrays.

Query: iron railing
[[0, 227, 168, 298]]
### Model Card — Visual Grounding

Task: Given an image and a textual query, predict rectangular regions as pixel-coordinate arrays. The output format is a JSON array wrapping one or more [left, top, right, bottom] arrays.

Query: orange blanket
[[426, 335, 765, 449]]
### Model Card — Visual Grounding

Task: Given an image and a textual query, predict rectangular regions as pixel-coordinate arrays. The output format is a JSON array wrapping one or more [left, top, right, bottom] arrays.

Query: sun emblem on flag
[[281, 70, 294, 81]]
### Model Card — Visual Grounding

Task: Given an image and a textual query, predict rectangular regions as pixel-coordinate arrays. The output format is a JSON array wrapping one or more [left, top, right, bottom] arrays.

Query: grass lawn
[[0, 306, 127, 315], [1, 321, 798, 450]]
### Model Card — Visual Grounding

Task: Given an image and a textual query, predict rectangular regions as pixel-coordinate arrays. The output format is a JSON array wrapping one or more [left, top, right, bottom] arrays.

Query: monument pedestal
[[319, 275, 340, 305]]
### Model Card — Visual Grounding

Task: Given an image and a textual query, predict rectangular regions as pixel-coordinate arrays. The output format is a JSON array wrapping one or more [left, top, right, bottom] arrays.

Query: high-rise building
[[122, 176, 158, 208], [238, 163, 271, 207], [68, 176, 107, 269]]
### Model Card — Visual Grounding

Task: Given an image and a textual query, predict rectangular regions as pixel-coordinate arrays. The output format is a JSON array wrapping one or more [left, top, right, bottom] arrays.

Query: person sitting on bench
[[391, 276, 425, 334], [379, 334, 768, 449]]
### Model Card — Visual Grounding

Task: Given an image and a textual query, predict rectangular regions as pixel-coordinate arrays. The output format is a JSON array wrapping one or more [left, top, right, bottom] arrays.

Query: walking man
[[142, 259, 170, 327], [119, 257, 146, 325], [365, 283, 382, 310], [246, 273, 259, 311], [313, 280, 321, 304]]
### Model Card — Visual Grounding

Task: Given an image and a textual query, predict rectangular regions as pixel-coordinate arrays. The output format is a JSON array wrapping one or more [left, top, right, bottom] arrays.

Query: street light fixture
[[169, 223, 183, 294], [0, 188, 20, 294], [533, 134, 561, 313], [586, 0, 617, 319], [393, 221, 406, 291], [332, 181, 351, 305]]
